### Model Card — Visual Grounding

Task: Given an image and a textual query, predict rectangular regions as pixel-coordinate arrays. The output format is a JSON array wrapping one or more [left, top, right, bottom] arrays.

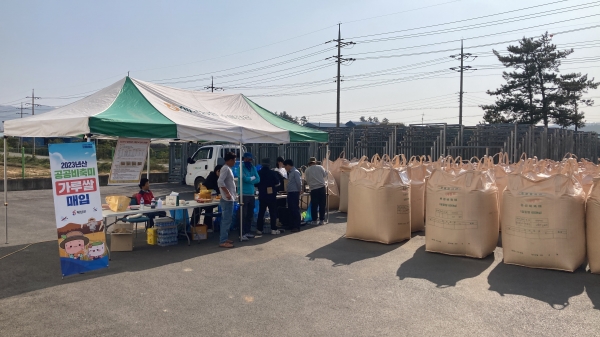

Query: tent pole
[[239, 142, 243, 242], [4, 136, 8, 244], [326, 143, 329, 224], [147, 145, 150, 180]]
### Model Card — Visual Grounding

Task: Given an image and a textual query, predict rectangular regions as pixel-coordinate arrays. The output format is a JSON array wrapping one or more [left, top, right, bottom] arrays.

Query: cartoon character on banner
[[87, 242, 106, 260], [59, 230, 89, 260]]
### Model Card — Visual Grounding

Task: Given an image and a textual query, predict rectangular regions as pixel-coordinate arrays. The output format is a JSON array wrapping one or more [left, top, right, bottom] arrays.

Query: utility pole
[[26, 89, 40, 157], [204, 76, 223, 92], [16, 103, 31, 149], [450, 40, 477, 147], [326, 24, 355, 127]]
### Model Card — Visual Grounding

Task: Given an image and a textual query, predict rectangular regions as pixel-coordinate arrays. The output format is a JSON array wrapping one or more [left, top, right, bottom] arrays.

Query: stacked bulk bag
[[322, 151, 347, 211], [402, 156, 427, 232], [326, 170, 340, 210], [425, 156, 499, 258], [346, 155, 411, 244], [339, 158, 360, 213], [501, 159, 586, 272], [587, 178, 600, 274], [493, 153, 511, 231]]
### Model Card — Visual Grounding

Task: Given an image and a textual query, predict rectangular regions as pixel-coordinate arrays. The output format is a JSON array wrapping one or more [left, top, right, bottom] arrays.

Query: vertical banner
[[108, 138, 151, 185], [49, 142, 108, 277]]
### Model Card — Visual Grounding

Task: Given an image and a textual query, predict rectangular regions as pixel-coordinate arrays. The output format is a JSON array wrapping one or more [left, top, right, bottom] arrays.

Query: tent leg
[[326, 143, 329, 224], [239, 142, 243, 242], [4, 136, 8, 244], [147, 145, 150, 180]]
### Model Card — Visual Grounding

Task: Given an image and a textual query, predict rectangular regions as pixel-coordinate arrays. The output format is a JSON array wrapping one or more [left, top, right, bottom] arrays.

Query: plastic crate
[[157, 234, 178, 246], [154, 217, 175, 228], [156, 227, 177, 236]]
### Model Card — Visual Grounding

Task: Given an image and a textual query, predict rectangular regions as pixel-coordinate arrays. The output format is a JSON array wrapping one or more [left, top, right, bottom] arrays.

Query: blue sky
[[1, 0, 599, 126]]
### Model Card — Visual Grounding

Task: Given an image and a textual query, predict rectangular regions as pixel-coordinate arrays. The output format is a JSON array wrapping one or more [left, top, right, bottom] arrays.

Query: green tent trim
[[89, 77, 178, 138], [244, 96, 328, 143]]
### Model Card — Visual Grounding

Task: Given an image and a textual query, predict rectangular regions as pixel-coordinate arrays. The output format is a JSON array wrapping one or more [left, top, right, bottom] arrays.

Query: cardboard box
[[111, 222, 133, 251], [191, 225, 207, 241], [165, 195, 179, 207]]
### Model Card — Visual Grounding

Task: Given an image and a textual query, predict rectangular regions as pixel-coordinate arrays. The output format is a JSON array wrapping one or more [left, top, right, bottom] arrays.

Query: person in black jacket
[[256, 158, 281, 235], [192, 165, 222, 227], [198, 165, 222, 193]]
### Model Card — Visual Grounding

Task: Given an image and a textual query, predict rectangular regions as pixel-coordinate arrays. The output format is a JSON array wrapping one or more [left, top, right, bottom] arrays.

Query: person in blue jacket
[[238, 152, 260, 240]]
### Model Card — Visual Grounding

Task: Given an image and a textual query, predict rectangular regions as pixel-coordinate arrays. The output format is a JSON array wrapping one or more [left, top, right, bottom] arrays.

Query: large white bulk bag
[[502, 162, 586, 272], [586, 178, 600, 274], [425, 158, 499, 258], [347, 156, 411, 244]]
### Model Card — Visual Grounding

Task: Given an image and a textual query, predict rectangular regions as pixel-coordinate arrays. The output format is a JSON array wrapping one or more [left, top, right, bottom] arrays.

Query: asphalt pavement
[[0, 183, 599, 336]]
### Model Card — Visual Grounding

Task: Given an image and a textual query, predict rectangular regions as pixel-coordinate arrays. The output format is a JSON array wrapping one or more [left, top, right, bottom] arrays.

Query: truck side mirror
[[187, 157, 195, 164], [217, 158, 225, 166]]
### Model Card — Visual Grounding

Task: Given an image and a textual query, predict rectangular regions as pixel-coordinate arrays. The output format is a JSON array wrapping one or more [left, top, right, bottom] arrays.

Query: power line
[[347, 0, 570, 39], [352, 1, 600, 44]]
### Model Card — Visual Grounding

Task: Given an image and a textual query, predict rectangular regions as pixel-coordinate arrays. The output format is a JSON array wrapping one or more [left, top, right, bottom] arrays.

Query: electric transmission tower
[[25, 89, 41, 157], [326, 24, 355, 127], [450, 40, 477, 146], [205, 76, 224, 92]]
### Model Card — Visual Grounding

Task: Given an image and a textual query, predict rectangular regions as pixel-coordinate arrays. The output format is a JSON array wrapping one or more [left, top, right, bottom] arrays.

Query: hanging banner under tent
[[108, 138, 150, 185], [50, 142, 108, 277]]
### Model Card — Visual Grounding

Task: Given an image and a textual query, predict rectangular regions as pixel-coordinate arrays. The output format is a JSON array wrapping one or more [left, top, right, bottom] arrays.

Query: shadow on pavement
[[306, 235, 408, 267], [584, 273, 600, 310], [0, 229, 280, 300], [487, 262, 593, 310], [397, 245, 494, 288]]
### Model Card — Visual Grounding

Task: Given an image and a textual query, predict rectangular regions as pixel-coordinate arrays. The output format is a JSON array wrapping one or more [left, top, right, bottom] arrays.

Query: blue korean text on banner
[[49, 142, 108, 277]]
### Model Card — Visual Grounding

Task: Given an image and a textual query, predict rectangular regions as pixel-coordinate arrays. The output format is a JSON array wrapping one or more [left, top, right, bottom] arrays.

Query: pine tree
[[553, 73, 599, 130], [482, 32, 573, 126]]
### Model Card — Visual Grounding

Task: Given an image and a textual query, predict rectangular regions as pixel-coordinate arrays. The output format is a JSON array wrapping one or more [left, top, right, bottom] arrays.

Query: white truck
[[185, 144, 246, 189]]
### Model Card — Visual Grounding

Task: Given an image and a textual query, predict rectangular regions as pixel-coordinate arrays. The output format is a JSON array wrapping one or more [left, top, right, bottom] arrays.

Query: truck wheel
[[194, 176, 205, 190]]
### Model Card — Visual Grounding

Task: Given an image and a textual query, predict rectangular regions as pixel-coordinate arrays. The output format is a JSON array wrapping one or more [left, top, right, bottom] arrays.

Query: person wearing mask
[[193, 165, 222, 227], [256, 158, 281, 235], [304, 157, 328, 226], [284, 159, 302, 232], [135, 178, 167, 229], [238, 152, 260, 240], [217, 152, 237, 248]]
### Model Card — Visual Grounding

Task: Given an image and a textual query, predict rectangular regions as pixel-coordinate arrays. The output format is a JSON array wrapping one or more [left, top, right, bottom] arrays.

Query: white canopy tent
[[2, 77, 329, 243]]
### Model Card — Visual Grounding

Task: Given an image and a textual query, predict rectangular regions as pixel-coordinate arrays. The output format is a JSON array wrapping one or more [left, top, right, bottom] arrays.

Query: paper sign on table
[[108, 138, 150, 185]]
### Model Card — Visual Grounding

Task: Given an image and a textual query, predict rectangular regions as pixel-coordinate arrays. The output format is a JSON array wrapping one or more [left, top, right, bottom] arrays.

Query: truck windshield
[[194, 148, 213, 160]]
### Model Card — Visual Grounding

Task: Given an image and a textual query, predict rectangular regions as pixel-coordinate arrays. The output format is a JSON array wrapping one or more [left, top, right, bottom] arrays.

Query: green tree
[[381, 118, 390, 125], [299, 116, 308, 126], [482, 32, 574, 126], [277, 111, 299, 124], [553, 73, 599, 130], [359, 116, 366, 122]]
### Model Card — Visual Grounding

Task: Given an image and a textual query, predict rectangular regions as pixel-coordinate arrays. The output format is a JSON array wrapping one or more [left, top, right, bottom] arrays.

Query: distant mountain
[[0, 105, 55, 125], [580, 123, 600, 134]]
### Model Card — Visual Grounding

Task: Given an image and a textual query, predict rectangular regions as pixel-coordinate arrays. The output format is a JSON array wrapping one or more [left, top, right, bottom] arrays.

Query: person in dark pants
[[256, 158, 281, 235], [304, 157, 327, 225], [192, 165, 222, 227], [136, 178, 166, 228], [238, 152, 260, 240], [284, 159, 302, 232]]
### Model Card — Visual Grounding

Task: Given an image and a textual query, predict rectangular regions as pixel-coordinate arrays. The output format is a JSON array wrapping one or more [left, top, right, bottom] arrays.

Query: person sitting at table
[[193, 165, 222, 227], [136, 177, 166, 229]]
